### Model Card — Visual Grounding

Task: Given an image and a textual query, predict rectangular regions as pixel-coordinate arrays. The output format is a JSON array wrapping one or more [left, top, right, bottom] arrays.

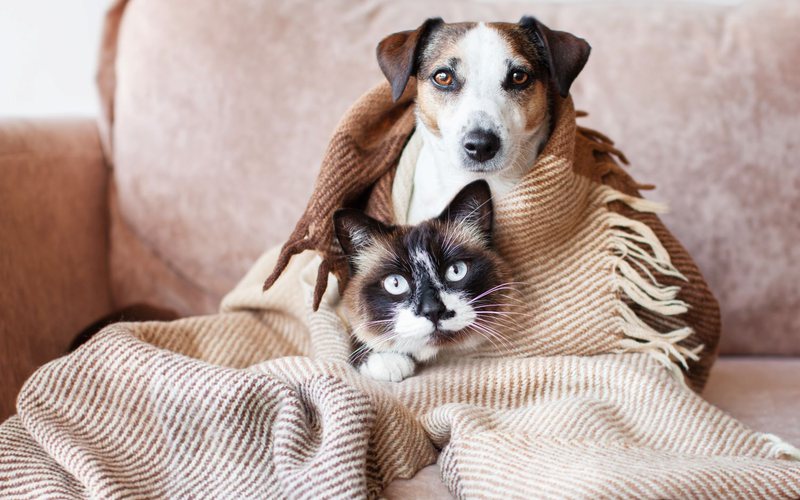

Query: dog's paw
[[359, 352, 415, 382]]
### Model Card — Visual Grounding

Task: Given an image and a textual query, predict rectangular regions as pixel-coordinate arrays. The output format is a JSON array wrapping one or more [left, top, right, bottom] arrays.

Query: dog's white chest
[[407, 142, 521, 224], [407, 145, 473, 223]]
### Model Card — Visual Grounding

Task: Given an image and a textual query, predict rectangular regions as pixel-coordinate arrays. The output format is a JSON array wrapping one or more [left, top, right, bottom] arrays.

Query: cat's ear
[[438, 180, 494, 242], [333, 209, 389, 256]]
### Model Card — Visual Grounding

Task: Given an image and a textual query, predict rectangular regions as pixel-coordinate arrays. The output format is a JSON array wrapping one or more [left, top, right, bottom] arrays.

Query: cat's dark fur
[[334, 180, 512, 382]]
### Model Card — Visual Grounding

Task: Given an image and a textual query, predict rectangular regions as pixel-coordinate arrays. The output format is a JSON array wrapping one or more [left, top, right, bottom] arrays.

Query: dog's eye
[[432, 70, 454, 88], [510, 70, 530, 87]]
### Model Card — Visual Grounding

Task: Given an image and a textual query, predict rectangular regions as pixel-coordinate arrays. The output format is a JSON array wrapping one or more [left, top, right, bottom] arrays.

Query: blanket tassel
[[601, 187, 703, 384], [764, 434, 800, 461]]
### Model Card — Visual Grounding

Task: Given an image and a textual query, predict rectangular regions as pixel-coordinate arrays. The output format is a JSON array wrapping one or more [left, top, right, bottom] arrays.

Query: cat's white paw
[[359, 352, 415, 382]]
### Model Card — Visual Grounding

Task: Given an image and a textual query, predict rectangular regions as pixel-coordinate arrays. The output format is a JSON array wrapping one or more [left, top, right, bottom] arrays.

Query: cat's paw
[[359, 352, 415, 382]]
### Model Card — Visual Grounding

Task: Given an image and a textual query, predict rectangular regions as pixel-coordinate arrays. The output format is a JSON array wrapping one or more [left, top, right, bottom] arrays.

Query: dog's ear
[[519, 16, 590, 98], [437, 180, 494, 244], [333, 209, 390, 258], [376, 17, 444, 101]]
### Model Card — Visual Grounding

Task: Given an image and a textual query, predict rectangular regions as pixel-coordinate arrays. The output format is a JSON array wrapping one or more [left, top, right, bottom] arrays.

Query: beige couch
[[1, 0, 798, 494]]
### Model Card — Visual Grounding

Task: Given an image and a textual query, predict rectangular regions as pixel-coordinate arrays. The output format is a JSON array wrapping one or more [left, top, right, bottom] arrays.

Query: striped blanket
[[1, 84, 798, 498]]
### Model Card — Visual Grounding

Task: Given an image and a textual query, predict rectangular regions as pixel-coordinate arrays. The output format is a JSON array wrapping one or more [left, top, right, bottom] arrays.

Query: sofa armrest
[[0, 119, 112, 420]]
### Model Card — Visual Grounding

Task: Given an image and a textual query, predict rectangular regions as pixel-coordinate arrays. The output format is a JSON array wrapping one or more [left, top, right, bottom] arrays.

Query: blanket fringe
[[600, 189, 669, 214], [764, 434, 800, 461], [601, 186, 702, 383]]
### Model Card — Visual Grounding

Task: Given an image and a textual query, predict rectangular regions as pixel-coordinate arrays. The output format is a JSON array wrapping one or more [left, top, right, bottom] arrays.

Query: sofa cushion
[[703, 357, 800, 446], [100, 0, 799, 354], [383, 356, 800, 498]]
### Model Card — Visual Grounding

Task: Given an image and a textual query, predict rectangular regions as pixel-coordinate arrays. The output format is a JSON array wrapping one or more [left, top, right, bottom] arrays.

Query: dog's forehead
[[487, 22, 542, 64], [422, 22, 475, 53], [420, 22, 540, 72]]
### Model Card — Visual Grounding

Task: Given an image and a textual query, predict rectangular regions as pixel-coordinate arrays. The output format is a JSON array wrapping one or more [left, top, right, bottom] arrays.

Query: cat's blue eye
[[383, 274, 410, 295], [445, 261, 468, 282]]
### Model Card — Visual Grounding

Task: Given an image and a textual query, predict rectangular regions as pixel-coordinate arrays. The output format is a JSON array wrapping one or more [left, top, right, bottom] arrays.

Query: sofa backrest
[[99, 0, 800, 355]]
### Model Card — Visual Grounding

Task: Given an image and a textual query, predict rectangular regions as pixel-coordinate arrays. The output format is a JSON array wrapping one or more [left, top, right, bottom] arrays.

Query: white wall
[[0, 0, 108, 117]]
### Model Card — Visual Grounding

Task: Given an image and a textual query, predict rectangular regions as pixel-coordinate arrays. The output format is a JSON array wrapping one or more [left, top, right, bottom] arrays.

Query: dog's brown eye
[[511, 70, 529, 86], [433, 70, 454, 88]]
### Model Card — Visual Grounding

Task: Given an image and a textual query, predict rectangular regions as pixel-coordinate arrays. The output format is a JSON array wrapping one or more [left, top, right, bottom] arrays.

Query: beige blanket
[[1, 250, 798, 498], [1, 84, 799, 498]]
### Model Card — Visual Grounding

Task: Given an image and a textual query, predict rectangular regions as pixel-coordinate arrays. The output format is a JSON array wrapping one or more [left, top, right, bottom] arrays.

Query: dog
[[376, 17, 590, 223]]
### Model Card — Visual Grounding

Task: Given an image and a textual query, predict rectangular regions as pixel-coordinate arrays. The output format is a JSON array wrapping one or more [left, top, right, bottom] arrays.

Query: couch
[[1, 0, 798, 495]]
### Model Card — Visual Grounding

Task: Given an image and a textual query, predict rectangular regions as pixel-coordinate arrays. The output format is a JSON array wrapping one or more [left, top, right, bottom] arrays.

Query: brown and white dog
[[376, 17, 590, 223]]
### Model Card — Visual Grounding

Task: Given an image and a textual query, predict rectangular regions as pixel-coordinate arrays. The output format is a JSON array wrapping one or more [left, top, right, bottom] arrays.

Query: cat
[[333, 180, 512, 382]]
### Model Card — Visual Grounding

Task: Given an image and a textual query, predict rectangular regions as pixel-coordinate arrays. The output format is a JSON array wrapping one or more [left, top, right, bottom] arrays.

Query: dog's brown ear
[[519, 16, 590, 98], [376, 17, 443, 101]]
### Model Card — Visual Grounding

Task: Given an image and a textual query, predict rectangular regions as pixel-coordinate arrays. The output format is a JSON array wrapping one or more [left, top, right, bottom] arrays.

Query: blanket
[[1, 83, 799, 499], [264, 82, 722, 390]]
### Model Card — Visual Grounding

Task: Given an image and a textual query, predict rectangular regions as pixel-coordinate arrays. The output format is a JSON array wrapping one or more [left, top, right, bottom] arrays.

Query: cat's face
[[334, 181, 511, 359]]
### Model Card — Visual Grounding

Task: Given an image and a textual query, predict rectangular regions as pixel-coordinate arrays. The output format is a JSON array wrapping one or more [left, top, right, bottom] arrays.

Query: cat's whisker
[[474, 280, 530, 289], [473, 312, 524, 327], [349, 328, 395, 356], [349, 330, 404, 362], [473, 307, 530, 314], [494, 288, 529, 299], [490, 293, 529, 305], [468, 290, 527, 307], [350, 319, 395, 329], [351, 319, 395, 327], [469, 321, 514, 352], [475, 321, 515, 351], [471, 298, 528, 309], [467, 324, 503, 352], [477, 304, 537, 323], [472, 315, 519, 339], [365, 332, 400, 350], [468, 287, 514, 304], [349, 320, 394, 342], [471, 315, 512, 338], [474, 317, 533, 333], [473, 313, 514, 334], [467, 282, 526, 304], [474, 310, 538, 320], [349, 320, 395, 338]]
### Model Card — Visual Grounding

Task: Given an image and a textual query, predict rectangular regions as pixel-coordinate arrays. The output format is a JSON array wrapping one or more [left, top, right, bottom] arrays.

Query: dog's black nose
[[463, 129, 501, 163]]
